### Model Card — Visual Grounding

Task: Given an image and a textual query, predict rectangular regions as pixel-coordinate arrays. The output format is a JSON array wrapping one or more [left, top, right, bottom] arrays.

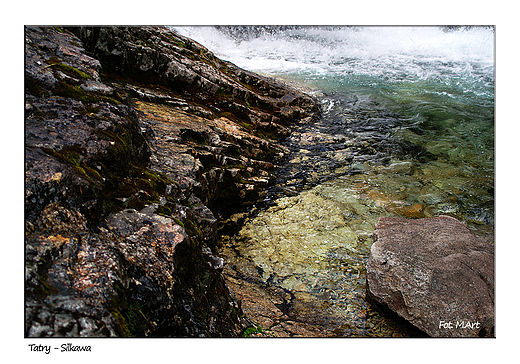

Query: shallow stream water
[[172, 26, 495, 336]]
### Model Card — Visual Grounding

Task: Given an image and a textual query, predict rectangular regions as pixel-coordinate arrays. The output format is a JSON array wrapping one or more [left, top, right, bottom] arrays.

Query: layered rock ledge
[[25, 26, 318, 337], [366, 215, 494, 337]]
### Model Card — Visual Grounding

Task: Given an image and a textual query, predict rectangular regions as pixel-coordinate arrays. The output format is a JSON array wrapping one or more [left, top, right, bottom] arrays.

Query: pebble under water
[[173, 26, 495, 336]]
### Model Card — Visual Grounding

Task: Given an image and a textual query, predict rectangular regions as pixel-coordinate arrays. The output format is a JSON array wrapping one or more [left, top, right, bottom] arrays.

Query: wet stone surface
[[218, 88, 494, 337], [25, 26, 318, 338]]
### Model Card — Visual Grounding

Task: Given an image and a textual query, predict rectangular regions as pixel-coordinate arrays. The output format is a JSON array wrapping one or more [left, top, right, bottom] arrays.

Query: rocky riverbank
[[24, 26, 318, 337], [24, 26, 495, 339]]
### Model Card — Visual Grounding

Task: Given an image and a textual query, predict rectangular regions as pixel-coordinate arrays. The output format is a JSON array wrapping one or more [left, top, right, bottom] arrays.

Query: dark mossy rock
[[25, 26, 319, 337]]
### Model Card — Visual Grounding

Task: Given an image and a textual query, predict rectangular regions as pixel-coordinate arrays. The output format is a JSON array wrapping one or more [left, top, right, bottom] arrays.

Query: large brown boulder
[[366, 215, 494, 337]]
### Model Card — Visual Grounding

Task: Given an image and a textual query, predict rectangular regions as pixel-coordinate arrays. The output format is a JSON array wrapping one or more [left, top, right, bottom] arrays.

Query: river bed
[[172, 26, 495, 336]]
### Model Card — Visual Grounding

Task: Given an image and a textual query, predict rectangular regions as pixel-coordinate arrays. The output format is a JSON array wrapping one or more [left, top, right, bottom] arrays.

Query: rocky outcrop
[[366, 215, 494, 337], [67, 25, 319, 218], [25, 26, 318, 337], [69, 26, 318, 139]]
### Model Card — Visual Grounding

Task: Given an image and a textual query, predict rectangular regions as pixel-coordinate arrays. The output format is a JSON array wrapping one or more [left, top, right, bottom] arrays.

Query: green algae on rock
[[217, 183, 418, 337]]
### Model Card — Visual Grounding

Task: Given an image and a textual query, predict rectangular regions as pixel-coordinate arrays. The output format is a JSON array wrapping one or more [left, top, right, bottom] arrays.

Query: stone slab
[[366, 215, 494, 337]]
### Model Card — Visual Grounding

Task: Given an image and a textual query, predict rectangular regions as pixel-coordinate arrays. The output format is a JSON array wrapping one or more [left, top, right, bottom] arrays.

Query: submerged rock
[[366, 215, 494, 337]]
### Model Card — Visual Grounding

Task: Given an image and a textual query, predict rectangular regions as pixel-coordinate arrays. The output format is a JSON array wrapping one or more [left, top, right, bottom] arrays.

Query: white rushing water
[[171, 26, 494, 89]]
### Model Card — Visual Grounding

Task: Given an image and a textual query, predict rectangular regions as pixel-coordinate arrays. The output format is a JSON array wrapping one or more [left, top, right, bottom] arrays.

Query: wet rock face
[[25, 26, 151, 225], [25, 26, 318, 337], [66, 25, 319, 218], [25, 202, 241, 337], [69, 26, 318, 137], [366, 216, 494, 337], [25, 202, 138, 337]]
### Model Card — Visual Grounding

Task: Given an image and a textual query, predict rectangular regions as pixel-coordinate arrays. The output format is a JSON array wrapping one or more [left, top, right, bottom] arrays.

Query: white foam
[[170, 26, 494, 81]]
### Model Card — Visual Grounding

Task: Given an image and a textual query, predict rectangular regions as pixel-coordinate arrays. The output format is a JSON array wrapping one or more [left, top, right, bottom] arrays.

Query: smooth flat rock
[[366, 215, 494, 337]]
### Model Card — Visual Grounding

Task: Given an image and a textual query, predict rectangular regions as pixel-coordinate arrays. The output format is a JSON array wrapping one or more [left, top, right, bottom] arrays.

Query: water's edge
[[217, 81, 494, 337]]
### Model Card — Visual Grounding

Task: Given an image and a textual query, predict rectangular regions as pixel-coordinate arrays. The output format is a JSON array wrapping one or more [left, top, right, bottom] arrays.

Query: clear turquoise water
[[172, 26, 495, 336]]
